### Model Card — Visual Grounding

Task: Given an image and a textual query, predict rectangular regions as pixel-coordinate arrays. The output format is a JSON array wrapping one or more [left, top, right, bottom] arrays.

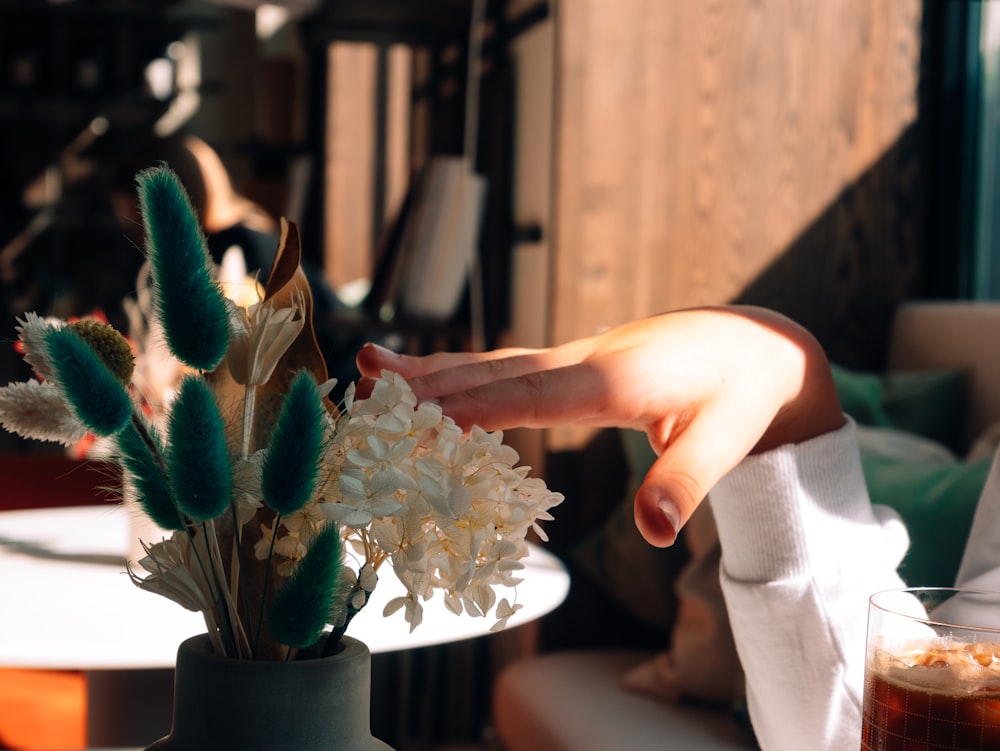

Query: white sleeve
[[955, 444, 1000, 590], [709, 419, 909, 751]]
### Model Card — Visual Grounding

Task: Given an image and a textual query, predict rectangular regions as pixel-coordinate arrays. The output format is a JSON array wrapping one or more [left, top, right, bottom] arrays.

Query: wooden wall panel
[[549, 0, 925, 354], [325, 43, 376, 290]]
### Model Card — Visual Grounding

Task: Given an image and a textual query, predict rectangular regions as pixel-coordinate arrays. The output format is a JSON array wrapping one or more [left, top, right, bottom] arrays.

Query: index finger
[[429, 361, 619, 432], [356, 342, 540, 381], [403, 338, 599, 401]]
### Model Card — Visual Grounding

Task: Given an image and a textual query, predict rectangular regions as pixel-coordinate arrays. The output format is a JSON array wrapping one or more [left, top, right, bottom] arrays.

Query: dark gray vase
[[145, 634, 393, 751]]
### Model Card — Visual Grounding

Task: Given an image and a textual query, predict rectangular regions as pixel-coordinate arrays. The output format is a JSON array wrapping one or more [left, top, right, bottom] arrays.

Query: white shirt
[[710, 419, 914, 750]]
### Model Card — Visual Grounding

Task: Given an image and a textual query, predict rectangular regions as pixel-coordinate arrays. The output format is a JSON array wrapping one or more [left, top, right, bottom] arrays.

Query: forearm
[[710, 420, 908, 751]]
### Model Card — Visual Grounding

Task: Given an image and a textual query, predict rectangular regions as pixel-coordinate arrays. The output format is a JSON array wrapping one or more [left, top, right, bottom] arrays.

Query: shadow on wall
[[732, 121, 929, 373]]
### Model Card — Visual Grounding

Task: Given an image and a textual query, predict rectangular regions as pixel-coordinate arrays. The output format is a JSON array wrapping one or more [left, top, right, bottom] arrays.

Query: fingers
[[429, 362, 614, 431], [355, 343, 471, 379], [356, 342, 543, 382], [357, 340, 601, 408], [357, 340, 620, 431]]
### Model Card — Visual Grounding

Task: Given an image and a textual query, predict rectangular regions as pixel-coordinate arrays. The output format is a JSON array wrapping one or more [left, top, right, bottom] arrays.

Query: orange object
[[0, 453, 107, 749], [0, 668, 86, 750]]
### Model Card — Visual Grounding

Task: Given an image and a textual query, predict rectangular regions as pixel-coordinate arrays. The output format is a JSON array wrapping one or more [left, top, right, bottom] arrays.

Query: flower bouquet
[[0, 166, 562, 662]]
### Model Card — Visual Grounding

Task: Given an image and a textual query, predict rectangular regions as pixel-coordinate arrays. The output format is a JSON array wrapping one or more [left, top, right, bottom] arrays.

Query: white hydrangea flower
[[254, 515, 309, 576], [281, 499, 327, 540], [327, 566, 361, 628], [322, 467, 411, 527], [321, 370, 564, 632], [383, 592, 423, 631], [490, 598, 523, 631]]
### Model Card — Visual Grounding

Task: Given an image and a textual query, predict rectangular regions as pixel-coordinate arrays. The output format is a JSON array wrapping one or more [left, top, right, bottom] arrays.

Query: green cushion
[[831, 363, 965, 450], [860, 447, 988, 587]]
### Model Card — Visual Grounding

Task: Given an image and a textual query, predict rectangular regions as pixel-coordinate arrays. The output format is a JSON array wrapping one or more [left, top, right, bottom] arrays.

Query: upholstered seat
[[493, 650, 755, 751]]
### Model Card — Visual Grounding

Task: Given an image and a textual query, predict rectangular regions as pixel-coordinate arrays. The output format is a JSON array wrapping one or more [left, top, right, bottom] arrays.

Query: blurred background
[[1, 1, 999, 748], [0, 0, 993, 448]]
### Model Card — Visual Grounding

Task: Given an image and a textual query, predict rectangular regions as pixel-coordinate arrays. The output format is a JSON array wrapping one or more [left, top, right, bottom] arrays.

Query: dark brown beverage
[[862, 653, 1000, 750]]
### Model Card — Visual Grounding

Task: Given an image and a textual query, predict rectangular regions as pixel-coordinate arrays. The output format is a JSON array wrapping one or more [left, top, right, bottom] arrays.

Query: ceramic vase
[[145, 634, 393, 751]]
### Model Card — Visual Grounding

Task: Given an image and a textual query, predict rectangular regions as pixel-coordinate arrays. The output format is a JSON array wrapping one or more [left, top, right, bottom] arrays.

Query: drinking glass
[[862, 587, 1000, 751]]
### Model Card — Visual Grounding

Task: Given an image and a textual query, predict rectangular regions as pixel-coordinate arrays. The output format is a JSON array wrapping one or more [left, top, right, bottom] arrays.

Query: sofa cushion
[[571, 428, 689, 632], [492, 650, 756, 751], [618, 500, 745, 707], [571, 495, 688, 633], [830, 363, 966, 451], [886, 301, 1000, 450], [573, 430, 746, 707], [855, 426, 988, 587]]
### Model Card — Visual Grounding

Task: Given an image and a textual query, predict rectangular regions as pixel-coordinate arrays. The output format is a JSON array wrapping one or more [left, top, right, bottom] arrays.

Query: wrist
[[751, 320, 845, 454]]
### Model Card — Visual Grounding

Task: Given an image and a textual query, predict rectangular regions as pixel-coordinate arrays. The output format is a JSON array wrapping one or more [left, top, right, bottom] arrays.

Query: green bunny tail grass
[[117, 419, 185, 531], [269, 523, 343, 649], [262, 370, 324, 516], [44, 326, 132, 437], [167, 376, 232, 521], [136, 166, 230, 372]]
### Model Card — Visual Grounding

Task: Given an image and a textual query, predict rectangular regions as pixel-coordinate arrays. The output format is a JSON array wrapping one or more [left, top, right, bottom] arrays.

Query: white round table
[[0, 504, 570, 746]]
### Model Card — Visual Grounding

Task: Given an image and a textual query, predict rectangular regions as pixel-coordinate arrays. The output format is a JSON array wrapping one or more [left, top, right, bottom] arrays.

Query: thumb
[[633, 454, 708, 548], [632, 390, 781, 547], [632, 424, 754, 547]]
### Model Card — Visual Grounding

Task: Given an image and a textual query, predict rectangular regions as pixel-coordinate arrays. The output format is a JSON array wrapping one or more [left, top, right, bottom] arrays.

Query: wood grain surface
[[550, 0, 925, 369]]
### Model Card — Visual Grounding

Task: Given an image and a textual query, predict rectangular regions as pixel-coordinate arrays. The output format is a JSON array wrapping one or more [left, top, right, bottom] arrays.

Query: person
[[108, 133, 284, 275], [354, 305, 1000, 751], [107, 133, 364, 398]]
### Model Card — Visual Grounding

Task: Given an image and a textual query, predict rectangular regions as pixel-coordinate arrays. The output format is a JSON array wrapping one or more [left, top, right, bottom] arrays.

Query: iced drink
[[862, 588, 1000, 751]]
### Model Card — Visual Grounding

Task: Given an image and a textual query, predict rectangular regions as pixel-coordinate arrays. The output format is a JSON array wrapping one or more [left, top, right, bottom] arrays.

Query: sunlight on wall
[[549, 0, 924, 345], [323, 44, 412, 291]]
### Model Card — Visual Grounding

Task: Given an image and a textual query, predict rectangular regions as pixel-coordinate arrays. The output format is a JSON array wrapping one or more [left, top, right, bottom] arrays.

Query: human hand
[[356, 306, 844, 547]]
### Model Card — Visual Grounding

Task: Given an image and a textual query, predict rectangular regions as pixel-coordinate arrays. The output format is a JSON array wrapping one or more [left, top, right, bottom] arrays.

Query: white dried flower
[[226, 294, 306, 386], [15, 312, 60, 382], [0, 380, 89, 445], [129, 533, 215, 614]]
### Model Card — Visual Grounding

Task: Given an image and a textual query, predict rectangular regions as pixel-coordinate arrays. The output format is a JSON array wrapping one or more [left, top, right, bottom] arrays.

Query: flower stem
[[241, 384, 257, 458], [252, 513, 282, 658], [228, 502, 247, 631], [185, 524, 232, 655], [230, 384, 258, 648], [200, 603, 226, 656], [130, 412, 165, 471], [204, 520, 251, 658]]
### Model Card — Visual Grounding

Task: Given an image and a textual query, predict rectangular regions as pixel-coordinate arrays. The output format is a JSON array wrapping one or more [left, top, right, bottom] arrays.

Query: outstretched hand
[[356, 306, 844, 548]]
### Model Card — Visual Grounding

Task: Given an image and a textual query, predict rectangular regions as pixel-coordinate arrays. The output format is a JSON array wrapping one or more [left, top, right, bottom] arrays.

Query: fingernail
[[657, 498, 681, 538]]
